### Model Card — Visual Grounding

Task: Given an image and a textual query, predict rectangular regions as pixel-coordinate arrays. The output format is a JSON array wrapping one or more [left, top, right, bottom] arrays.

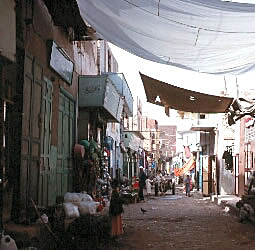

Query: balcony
[[79, 75, 124, 122], [191, 117, 218, 132], [123, 131, 142, 152], [103, 73, 133, 116]]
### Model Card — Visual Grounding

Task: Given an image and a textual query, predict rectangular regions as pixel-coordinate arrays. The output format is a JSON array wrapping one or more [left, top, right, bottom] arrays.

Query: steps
[[210, 194, 241, 215], [211, 194, 240, 205]]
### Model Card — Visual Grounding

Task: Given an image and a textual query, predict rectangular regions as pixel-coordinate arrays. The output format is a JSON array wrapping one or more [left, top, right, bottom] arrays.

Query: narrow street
[[110, 187, 255, 250], [3, 2, 255, 250]]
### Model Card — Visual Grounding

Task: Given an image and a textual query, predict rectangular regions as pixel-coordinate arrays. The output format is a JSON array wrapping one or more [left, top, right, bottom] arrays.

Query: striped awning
[[174, 158, 195, 177]]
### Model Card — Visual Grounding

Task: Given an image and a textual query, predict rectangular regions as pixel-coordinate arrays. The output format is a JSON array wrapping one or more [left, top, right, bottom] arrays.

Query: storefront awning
[[174, 158, 195, 177], [79, 75, 124, 122], [141, 73, 233, 114]]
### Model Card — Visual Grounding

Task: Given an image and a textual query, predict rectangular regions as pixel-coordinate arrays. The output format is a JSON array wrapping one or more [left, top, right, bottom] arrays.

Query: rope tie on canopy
[[158, 0, 160, 16], [195, 28, 201, 46], [236, 76, 239, 98]]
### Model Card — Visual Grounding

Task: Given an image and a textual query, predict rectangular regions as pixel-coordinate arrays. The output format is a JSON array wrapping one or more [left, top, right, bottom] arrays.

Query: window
[[199, 113, 206, 119]]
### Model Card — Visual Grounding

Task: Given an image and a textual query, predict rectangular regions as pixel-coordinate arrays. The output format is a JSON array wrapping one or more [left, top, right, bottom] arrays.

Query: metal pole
[[236, 76, 239, 99]]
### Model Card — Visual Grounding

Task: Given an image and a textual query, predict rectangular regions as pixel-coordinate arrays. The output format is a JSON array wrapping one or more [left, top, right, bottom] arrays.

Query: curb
[[210, 195, 240, 217]]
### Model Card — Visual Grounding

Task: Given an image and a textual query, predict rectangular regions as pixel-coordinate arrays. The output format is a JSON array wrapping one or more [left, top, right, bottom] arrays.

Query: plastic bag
[[36, 213, 48, 224], [63, 202, 80, 218], [78, 201, 99, 215]]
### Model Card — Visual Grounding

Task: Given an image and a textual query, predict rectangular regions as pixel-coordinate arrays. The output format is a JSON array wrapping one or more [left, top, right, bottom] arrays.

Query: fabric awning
[[77, 0, 255, 75], [140, 73, 233, 113], [174, 158, 195, 177]]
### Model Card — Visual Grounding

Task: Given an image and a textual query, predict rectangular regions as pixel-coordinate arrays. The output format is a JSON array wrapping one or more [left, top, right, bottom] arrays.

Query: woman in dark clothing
[[138, 167, 146, 201], [109, 179, 124, 237]]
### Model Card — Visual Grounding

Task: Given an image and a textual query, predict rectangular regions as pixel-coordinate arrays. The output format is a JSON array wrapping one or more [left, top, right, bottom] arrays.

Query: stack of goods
[[120, 191, 138, 204], [94, 197, 110, 215], [63, 192, 109, 219]]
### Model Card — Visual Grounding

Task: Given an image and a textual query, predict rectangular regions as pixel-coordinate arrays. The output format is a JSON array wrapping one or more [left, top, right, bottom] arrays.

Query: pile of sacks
[[63, 192, 108, 219]]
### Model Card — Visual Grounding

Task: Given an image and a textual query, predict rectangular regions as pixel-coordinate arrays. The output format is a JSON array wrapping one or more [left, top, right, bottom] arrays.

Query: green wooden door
[[57, 92, 74, 196], [38, 77, 53, 206], [21, 54, 43, 212]]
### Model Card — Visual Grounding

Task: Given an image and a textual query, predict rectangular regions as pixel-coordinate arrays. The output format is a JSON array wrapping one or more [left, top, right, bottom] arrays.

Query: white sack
[[78, 201, 100, 215], [64, 192, 81, 205], [79, 193, 93, 202], [64, 192, 93, 205], [63, 202, 80, 218]]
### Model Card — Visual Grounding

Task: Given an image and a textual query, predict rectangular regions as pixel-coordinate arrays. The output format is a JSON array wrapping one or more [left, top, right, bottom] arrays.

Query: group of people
[[109, 170, 192, 238], [139, 168, 193, 199], [138, 167, 176, 200], [109, 167, 164, 238]]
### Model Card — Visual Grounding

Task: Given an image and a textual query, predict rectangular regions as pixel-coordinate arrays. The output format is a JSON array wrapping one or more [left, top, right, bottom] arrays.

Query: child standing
[[109, 179, 124, 237]]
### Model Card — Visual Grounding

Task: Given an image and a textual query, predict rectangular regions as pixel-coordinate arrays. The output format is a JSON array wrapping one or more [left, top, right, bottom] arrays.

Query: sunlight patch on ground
[[160, 195, 183, 200], [197, 197, 211, 201]]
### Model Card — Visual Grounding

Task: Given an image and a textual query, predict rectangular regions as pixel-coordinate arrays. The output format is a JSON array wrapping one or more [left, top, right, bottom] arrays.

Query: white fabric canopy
[[77, 0, 255, 75]]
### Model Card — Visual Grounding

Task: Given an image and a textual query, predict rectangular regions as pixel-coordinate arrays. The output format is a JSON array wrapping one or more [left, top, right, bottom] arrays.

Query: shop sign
[[49, 41, 74, 85]]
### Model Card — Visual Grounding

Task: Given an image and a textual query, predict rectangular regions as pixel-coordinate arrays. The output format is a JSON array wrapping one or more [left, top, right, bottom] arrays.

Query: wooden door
[[38, 77, 53, 206], [202, 155, 209, 196], [199, 152, 202, 190], [234, 155, 239, 195], [211, 156, 217, 195], [57, 92, 74, 196], [21, 54, 43, 211]]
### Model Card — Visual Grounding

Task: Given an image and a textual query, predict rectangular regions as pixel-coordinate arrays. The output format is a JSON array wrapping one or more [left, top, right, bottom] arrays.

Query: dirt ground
[[108, 186, 255, 250]]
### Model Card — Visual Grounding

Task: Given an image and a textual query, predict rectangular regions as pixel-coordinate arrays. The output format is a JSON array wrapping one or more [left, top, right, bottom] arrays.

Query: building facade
[[0, 0, 122, 225], [159, 125, 177, 174]]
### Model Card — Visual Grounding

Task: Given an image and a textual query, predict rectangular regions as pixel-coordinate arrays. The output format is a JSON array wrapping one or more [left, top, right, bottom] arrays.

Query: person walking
[[171, 176, 176, 195], [184, 174, 191, 197], [154, 172, 160, 196], [109, 179, 124, 237], [138, 166, 146, 201], [145, 177, 153, 197]]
